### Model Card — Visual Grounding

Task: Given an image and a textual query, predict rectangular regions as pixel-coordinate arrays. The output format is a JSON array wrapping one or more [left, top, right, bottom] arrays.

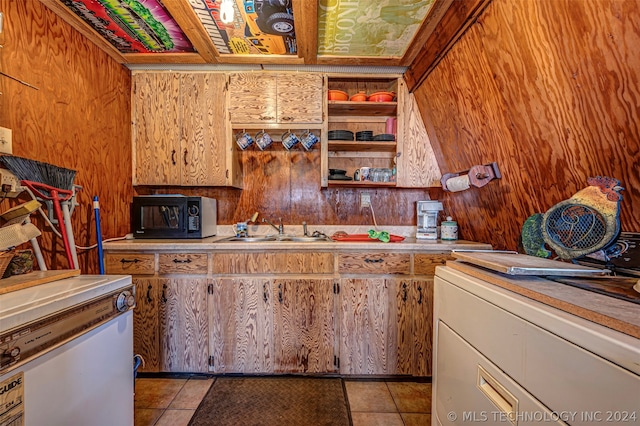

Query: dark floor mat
[[189, 376, 351, 426]]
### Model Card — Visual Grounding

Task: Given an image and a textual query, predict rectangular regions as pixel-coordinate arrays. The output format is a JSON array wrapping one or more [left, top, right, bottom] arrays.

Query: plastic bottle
[[440, 216, 458, 240]]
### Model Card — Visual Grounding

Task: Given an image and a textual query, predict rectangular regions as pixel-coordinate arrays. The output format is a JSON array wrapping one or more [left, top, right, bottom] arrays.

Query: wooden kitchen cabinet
[[339, 277, 400, 375], [130, 277, 210, 373], [228, 73, 323, 125], [131, 277, 161, 372], [338, 277, 433, 377], [104, 246, 458, 376], [106, 252, 211, 373], [272, 278, 336, 373], [208, 278, 274, 374], [210, 276, 337, 375], [159, 277, 210, 373], [132, 72, 240, 187], [396, 279, 434, 376], [211, 253, 336, 374]]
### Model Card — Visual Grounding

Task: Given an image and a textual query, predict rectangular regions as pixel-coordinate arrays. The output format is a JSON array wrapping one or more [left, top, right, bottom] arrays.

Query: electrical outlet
[[360, 192, 371, 209], [0, 169, 23, 197], [0, 127, 12, 155]]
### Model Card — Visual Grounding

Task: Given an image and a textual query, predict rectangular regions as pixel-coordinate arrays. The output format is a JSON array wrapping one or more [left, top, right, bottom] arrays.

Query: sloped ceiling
[[39, 0, 453, 67]]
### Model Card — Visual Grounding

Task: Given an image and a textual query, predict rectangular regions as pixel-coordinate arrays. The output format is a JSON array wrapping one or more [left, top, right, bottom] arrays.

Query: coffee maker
[[416, 201, 443, 239]]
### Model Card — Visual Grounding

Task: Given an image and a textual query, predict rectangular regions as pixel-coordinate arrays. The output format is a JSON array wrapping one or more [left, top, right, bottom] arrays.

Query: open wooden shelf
[[328, 141, 396, 152], [327, 180, 397, 187], [328, 101, 397, 116]]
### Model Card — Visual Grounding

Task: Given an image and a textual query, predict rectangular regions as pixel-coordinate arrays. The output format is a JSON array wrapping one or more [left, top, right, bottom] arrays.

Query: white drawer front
[[435, 322, 565, 426], [524, 322, 640, 421], [436, 276, 526, 382]]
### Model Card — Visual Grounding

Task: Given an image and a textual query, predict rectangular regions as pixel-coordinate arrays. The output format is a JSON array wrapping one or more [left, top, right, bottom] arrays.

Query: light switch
[[0, 127, 12, 154]]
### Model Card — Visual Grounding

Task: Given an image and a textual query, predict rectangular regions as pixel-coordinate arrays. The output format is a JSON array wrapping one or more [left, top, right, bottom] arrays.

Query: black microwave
[[132, 195, 217, 239]]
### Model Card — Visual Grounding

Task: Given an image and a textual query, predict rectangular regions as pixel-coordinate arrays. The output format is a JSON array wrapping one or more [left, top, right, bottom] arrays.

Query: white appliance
[[433, 266, 640, 426], [416, 200, 443, 239], [0, 275, 135, 426]]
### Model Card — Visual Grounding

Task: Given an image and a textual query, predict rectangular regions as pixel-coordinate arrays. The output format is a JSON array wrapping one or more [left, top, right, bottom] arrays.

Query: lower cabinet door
[[209, 278, 274, 373], [339, 277, 400, 375], [158, 278, 210, 373], [396, 279, 434, 377], [273, 279, 336, 373], [133, 277, 160, 372], [434, 322, 565, 426]]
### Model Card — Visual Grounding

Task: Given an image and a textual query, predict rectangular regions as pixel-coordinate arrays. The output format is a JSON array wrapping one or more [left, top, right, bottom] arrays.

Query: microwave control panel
[[187, 202, 200, 231]]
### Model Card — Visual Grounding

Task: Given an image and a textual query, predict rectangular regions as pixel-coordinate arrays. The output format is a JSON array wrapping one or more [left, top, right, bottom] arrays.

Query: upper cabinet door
[[276, 74, 323, 124], [228, 73, 278, 123], [132, 73, 181, 186], [181, 73, 228, 186], [228, 73, 323, 124]]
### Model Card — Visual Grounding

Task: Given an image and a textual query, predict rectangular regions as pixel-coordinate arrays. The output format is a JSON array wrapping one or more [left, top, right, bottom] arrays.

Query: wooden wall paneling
[[405, 0, 493, 91], [413, 0, 640, 250], [289, 150, 328, 224], [0, 1, 132, 273], [396, 80, 442, 187], [238, 150, 291, 223]]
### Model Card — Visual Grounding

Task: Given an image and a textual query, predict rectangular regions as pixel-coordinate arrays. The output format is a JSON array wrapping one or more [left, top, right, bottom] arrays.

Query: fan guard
[[541, 203, 615, 259]]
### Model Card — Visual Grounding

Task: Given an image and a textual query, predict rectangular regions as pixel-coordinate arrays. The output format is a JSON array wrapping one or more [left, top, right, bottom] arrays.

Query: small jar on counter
[[441, 216, 458, 240]]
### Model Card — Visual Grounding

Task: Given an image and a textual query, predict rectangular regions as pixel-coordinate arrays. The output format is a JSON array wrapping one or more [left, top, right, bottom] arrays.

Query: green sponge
[[368, 229, 390, 242]]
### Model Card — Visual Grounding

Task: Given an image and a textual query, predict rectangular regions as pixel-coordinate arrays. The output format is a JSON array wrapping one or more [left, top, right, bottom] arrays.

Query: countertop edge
[[443, 261, 640, 340]]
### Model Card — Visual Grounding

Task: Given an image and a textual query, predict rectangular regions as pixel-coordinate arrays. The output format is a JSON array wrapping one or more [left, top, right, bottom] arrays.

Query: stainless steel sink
[[221, 235, 332, 243], [277, 235, 332, 242], [222, 236, 277, 242]]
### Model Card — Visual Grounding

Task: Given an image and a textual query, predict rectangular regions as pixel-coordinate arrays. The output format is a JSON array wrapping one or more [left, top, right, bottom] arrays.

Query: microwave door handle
[[170, 206, 180, 228], [160, 206, 171, 228]]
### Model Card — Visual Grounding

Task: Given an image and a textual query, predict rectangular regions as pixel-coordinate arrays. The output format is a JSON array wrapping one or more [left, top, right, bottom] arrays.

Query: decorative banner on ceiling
[[60, 0, 194, 53], [189, 0, 297, 55], [317, 0, 434, 57]]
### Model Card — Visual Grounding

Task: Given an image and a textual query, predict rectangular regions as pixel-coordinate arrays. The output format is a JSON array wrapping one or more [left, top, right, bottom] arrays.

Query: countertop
[[443, 260, 640, 340], [103, 225, 493, 252]]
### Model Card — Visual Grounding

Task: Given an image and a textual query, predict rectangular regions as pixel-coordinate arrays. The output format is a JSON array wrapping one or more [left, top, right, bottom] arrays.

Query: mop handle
[[50, 188, 75, 269], [21, 180, 75, 269], [94, 196, 104, 274]]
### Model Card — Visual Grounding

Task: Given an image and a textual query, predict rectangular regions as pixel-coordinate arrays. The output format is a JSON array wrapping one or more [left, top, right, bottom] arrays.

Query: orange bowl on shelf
[[328, 90, 349, 101], [349, 92, 368, 102], [368, 91, 396, 102]]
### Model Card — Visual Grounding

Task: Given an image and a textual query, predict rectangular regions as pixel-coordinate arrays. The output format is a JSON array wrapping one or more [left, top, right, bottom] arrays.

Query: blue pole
[[94, 196, 105, 274]]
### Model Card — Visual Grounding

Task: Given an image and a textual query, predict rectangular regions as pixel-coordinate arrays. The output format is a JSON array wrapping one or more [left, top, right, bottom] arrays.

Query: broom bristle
[[0, 156, 76, 190]]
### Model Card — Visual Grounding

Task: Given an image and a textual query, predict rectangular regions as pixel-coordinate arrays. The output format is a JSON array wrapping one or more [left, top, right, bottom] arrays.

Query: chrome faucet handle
[[262, 217, 284, 234], [302, 221, 308, 236]]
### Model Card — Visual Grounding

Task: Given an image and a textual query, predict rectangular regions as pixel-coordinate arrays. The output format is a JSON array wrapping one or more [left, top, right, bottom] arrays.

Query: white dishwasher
[[433, 266, 640, 426], [0, 274, 135, 426]]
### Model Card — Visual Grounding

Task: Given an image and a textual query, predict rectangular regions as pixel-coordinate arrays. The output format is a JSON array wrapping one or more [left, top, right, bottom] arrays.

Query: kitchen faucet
[[262, 217, 284, 235]]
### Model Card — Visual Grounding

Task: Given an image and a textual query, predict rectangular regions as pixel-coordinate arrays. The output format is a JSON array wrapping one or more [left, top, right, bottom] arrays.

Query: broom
[[0, 155, 78, 269]]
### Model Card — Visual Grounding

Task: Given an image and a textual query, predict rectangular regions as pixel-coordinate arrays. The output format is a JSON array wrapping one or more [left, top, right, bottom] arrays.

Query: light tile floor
[[135, 377, 432, 426]]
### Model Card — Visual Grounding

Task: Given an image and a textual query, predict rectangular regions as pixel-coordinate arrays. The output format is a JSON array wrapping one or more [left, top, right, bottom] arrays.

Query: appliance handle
[[477, 365, 518, 424]]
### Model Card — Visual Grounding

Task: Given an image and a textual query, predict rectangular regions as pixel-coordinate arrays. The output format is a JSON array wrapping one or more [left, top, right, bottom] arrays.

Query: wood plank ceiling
[[39, 0, 453, 67]]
